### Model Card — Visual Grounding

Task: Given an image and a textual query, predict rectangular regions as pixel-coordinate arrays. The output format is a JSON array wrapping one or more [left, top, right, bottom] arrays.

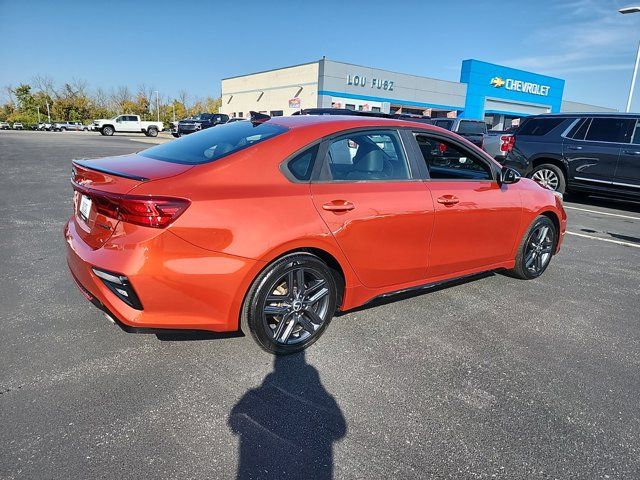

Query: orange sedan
[[65, 113, 566, 354]]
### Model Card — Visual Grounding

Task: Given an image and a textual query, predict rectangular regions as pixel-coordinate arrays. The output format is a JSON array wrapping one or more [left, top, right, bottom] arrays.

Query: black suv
[[174, 113, 229, 137], [502, 113, 640, 199]]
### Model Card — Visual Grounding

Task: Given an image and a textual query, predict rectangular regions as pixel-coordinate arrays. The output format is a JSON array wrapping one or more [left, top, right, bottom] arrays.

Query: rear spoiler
[[72, 159, 150, 182]]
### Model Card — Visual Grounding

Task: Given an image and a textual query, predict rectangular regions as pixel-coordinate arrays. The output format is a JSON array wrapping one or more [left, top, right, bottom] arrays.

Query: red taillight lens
[[73, 183, 190, 228], [500, 135, 516, 152]]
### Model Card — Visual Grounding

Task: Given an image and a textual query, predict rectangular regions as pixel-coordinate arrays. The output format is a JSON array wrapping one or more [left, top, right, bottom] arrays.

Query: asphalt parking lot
[[1, 130, 639, 479]]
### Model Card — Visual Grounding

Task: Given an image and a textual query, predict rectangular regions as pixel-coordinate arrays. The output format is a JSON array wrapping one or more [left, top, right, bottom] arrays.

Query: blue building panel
[[459, 59, 565, 119]]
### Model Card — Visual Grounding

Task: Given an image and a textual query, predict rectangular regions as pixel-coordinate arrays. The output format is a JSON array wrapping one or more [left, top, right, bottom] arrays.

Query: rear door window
[[319, 130, 411, 181], [567, 118, 591, 140], [141, 121, 287, 164], [584, 118, 635, 143]]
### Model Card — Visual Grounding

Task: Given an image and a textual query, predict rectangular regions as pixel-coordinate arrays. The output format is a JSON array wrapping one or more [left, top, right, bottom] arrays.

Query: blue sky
[[0, 0, 638, 110]]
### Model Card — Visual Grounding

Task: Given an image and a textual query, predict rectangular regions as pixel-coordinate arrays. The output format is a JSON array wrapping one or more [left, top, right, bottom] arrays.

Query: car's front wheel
[[242, 253, 338, 355], [509, 215, 558, 280], [529, 163, 566, 194]]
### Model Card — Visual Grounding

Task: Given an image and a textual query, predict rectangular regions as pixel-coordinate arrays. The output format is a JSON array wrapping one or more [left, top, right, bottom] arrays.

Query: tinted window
[[458, 120, 486, 135], [414, 133, 492, 181], [287, 145, 319, 181], [432, 120, 454, 131], [517, 117, 565, 136], [320, 130, 410, 181], [142, 121, 287, 164], [585, 118, 635, 143], [632, 121, 640, 144], [568, 118, 590, 140]]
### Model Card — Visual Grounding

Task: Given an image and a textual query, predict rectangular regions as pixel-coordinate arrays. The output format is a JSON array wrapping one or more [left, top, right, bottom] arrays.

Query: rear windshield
[[432, 120, 454, 131], [141, 121, 287, 164], [457, 120, 486, 135]]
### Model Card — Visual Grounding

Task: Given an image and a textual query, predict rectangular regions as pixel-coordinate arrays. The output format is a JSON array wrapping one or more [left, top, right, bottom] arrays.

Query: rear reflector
[[72, 182, 190, 228], [92, 267, 143, 310]]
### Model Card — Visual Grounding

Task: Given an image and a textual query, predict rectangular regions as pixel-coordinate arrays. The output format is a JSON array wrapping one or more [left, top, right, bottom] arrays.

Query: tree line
[[0, 76, 221, 126]]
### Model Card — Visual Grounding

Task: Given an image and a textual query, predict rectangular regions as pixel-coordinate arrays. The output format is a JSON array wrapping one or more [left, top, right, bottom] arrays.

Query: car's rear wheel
[[529, 163, 566, 194], [102, 126, 114, 136], [242, 253, 338, 355], [509, 215, 558, 280], [146, 127, 158, 137]]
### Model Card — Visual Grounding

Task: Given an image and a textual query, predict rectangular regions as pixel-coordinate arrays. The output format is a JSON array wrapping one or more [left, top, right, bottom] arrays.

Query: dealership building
[[221, 58, 616, 129]]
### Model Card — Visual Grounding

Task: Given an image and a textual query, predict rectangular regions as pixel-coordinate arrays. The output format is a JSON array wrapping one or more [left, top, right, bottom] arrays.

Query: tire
[[60, 127, 66, 132], [147, 127, 158, 137], [509, 215, 558, 280], [101, 126, 114, 136], [241, 253, 338, 355], [529, 163, 566, 194]]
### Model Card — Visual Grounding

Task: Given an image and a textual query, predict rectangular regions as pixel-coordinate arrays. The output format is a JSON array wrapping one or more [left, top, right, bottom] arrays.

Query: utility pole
[[37, 106, 41, 123], [154, 90, 160, 122], [46, 102, 51, 122], [173, 103, 176, 122]]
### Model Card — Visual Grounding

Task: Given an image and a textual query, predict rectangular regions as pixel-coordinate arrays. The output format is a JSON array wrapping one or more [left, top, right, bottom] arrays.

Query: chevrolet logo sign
[[490, 77, 505, 88]]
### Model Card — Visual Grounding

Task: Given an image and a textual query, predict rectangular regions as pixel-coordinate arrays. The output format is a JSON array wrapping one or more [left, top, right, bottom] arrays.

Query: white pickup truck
[[93, 115, 163, 137]]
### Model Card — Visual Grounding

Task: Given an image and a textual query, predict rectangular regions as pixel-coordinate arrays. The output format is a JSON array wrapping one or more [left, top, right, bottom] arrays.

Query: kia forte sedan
[[65, 113, 566, 354]]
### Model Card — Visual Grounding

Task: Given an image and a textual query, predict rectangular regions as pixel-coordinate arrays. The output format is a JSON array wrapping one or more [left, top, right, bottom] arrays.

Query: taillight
[[73, 183, 190, 228], [500, 135, 516, 152]]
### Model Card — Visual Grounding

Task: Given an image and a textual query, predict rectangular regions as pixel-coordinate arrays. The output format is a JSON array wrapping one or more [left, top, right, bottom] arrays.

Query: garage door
[[484, 98, 551, 115]]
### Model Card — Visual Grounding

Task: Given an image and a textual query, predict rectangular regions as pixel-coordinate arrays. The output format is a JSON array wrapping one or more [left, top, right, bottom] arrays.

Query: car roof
[[268, 114, 438, 131], [530, 112, 632, 118]]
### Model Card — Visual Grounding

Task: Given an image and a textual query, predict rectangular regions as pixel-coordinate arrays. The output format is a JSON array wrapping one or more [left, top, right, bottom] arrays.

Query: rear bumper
[[64, 217, 262, 332]]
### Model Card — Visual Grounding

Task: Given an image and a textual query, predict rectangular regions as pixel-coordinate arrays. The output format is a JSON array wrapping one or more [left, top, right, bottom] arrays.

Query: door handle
[[322, 200, 355, 212], [566, 145, 583, 150], [437, 195, 460, 206], [623, 150, 640, 155]]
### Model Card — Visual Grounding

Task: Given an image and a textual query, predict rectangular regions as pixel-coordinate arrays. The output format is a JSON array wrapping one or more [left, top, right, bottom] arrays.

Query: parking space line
[[564, 206, 640, 221], [565, 231, 640, 248]]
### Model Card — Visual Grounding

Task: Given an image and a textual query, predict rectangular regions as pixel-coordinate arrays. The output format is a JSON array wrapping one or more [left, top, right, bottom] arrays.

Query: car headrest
[[354, 149, 384, 172]]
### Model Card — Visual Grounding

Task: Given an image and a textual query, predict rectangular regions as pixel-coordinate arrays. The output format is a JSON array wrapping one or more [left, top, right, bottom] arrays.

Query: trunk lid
[[71, 153, 193, 249]]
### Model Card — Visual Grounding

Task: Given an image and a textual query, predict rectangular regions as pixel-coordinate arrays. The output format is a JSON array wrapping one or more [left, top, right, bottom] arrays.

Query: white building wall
[[221, 62, 319, 117]]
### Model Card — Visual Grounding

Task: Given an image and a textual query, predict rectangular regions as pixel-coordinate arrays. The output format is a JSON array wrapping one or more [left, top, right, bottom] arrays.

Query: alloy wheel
[[531, 168, 559, 191], [261, 266, 331, 345], [524, 224, 554, 275]]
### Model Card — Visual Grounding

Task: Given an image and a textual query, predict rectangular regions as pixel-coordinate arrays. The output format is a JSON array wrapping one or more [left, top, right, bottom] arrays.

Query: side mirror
[[500, 166, 521, 185]]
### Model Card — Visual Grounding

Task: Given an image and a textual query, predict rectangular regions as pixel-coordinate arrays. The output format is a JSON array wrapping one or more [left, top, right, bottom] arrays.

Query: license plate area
[[79, 194, 92, 220]]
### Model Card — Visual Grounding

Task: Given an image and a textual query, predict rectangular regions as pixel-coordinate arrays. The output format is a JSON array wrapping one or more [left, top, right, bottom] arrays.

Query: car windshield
[[141, 120, 288, 164]]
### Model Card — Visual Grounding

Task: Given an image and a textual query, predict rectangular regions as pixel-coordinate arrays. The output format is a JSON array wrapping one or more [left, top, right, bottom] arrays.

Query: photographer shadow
[[228, 351, 346, 480]]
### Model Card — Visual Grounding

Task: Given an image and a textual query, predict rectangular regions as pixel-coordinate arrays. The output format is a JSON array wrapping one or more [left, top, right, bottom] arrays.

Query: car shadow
[[228, 351, 347, 479], [154, 330, 244, 342], [565, 193, 640, 214], [337, 271, 496, 316]]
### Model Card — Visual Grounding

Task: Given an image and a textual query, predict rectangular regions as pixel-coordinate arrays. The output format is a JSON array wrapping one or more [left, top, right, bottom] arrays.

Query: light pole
[[46, 102, 51, 122], [154, 90, 160, 122], [37, 106, 41, 123], [620, 6, 640, 112]]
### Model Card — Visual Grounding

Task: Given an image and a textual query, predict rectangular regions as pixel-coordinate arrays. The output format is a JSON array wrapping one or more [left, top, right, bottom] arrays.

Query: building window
[[270, 110, 284, 117], [371, 107, 381, 112], [345, 104, 356, 111], [237, 112, 243, 118]]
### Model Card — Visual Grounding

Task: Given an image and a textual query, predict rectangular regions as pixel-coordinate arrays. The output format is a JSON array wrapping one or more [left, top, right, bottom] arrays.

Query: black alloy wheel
[[242, 253, 338, 354], [509, 215, 558, 280]]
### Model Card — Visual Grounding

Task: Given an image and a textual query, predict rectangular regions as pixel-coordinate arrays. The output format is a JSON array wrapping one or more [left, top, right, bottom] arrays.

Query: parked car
[[12, 122, 24, 130], [430, 118, 487, 148], [225, 117, 246, 123], [53, 121, 85, 131], [173, 113, 230, 137], [93, 115, 163, 137], [1, 121, 11, 130], [501, 113, 640, 199], [65, 112, 566, 354]]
